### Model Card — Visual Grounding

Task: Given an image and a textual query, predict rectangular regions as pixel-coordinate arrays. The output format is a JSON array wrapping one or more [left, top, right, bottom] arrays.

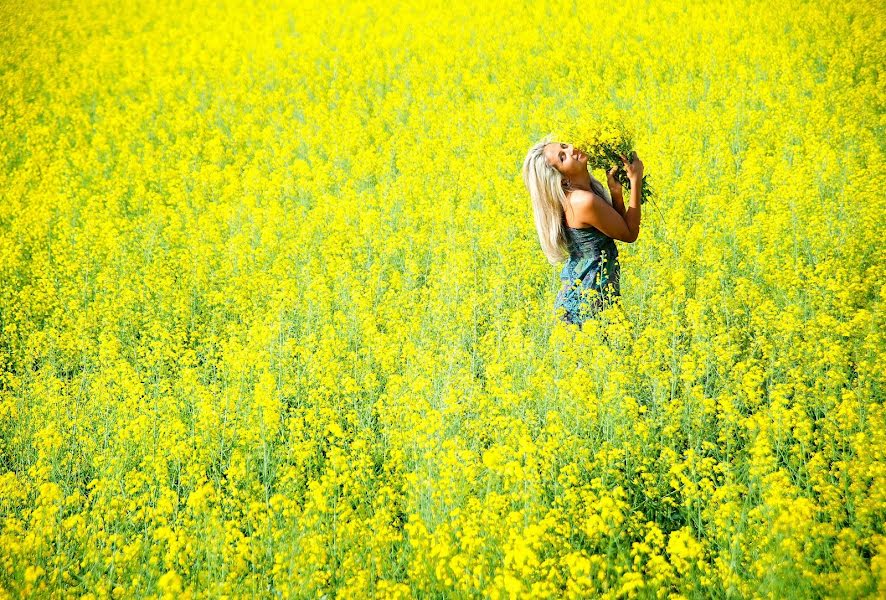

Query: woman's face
[[544, 141, 588, 179]]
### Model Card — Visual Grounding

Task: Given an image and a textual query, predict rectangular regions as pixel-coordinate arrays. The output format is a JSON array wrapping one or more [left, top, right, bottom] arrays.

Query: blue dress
[[554, 213, 621, 326]]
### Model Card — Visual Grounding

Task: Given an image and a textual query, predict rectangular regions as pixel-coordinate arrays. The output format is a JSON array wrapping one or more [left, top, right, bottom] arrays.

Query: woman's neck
[[569, 172, 594, 192]]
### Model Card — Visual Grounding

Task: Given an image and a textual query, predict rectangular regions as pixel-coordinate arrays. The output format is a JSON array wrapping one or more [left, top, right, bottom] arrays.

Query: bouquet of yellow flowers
[[560, 121, 654, 205]]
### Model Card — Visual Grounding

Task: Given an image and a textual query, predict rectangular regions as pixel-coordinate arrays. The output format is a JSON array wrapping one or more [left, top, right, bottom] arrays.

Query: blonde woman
[[522, 134, 644, 327]]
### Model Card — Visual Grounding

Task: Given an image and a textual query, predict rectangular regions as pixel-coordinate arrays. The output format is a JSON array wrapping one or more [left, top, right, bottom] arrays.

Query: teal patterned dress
[[554, 211, 621, 326]]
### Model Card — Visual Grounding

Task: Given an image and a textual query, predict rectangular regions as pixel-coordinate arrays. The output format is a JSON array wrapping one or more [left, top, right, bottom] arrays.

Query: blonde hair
[[522, 133, 611, 265]]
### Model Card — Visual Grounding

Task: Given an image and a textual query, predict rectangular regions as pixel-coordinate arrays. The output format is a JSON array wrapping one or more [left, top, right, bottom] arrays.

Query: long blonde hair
[[522, 133, 611, 265]]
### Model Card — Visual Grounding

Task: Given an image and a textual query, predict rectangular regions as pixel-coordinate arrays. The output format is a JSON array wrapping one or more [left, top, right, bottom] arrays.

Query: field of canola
[[1, 0, 885, 597]]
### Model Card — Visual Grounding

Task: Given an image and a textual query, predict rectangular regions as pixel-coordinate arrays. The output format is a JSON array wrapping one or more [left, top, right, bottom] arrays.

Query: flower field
[[1, 0, 884, 597]]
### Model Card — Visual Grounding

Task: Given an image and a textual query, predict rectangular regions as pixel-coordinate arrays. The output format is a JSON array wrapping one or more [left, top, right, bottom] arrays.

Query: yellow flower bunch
[[559, 119, 655, 205]]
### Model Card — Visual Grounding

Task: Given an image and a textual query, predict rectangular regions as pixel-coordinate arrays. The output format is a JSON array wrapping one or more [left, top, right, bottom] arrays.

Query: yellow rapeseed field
[[1, 0, 884, 597]]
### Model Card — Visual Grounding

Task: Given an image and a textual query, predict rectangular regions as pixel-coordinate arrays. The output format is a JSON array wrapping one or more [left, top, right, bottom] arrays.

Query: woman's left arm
[[606, 166, 627, 217], [611, 191, 627, 217]]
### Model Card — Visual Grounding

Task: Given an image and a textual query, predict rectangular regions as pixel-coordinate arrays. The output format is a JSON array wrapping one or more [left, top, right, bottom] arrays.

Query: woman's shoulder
[[564, 191, 603, 230], [566, 188, 598, 205], [568, 187, 611, 209]]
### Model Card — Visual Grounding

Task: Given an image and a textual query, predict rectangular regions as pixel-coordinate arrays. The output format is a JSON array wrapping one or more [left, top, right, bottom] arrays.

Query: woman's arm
[[605, 167, 627, 217], [611, 191, 626, 217], [573, 190, 639, 243]]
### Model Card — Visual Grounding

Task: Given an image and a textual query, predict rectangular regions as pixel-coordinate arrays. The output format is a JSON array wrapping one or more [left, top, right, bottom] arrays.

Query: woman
[[522, 133, 644, 327]]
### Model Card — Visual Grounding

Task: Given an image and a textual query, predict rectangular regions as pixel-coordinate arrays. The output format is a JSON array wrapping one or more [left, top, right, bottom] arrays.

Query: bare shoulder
[[566, 190, 607, 227], [568, 189, 599, 207], [568, 188, 635, 242]]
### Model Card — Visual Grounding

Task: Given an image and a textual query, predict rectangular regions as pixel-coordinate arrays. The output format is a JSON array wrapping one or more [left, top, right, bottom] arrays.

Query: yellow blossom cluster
[[1, 0, 884, 597]]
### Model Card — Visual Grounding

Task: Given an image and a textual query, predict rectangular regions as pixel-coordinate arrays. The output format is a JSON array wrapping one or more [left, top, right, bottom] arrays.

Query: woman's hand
[[620, 152, 644, 183], [606, 165, 623, 198]]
